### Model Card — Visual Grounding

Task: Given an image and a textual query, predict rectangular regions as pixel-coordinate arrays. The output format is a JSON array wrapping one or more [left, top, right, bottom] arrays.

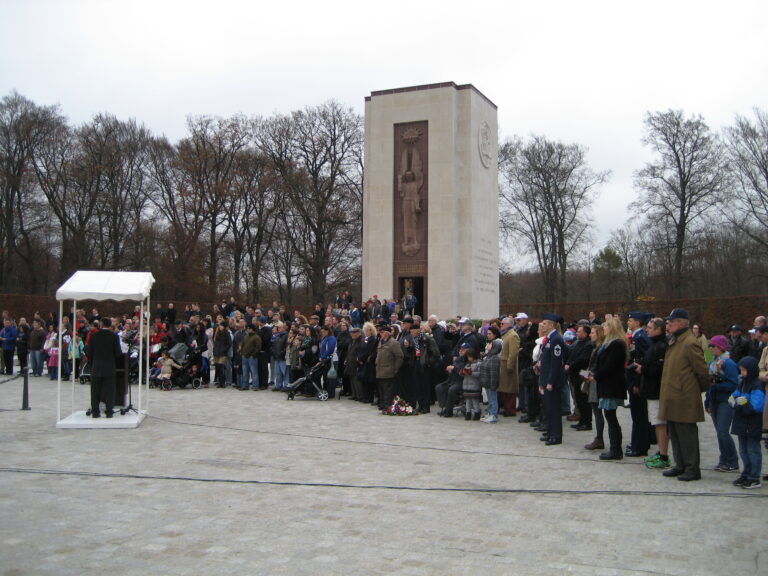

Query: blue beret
[[542, 312, 564, 324]]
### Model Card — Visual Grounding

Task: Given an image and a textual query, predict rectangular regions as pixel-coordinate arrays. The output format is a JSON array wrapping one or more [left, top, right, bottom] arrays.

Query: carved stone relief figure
[[398, 128, 424, 256]]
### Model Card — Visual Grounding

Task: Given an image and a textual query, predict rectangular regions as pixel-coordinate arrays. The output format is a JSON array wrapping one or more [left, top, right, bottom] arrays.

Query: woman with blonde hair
[[584, 323, 606, 450], [589, 317, 628, 460], [357, 322, 379, 404]]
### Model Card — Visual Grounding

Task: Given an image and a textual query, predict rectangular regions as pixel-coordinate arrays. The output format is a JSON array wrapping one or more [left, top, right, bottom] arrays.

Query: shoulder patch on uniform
[[554, 345, 561, 357]]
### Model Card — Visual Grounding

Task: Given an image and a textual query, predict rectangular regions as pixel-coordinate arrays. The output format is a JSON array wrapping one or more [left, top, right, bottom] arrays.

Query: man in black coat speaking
[[87, 318, 123, 418]]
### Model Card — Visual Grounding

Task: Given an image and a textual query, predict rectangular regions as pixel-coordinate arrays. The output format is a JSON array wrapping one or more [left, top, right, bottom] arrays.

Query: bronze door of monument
[[398, 276, 424, 318]]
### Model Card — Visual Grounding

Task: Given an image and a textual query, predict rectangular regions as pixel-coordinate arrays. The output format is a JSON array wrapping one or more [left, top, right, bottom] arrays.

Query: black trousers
[[413, 365, 431, 412], [17, 345, 28, 371], [257, 352, 270, 388], [604, 408, 623, 452], [91, 373, 116, 414], [545, 387, 562, 440], [630, 394, 650, 454], [668, 421, 700, 474], [527, 375, 541, 420], [2, 349, 14, 374], [436, 379, 462, 412], [572, 379, 591, 425], [377, 377, 397, 410]]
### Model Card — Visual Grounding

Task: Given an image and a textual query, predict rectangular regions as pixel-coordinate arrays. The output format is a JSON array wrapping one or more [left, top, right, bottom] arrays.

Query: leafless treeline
[[499, 109, 768, 303], [2, 90, 766, 307], [0, 91, 363, 304]]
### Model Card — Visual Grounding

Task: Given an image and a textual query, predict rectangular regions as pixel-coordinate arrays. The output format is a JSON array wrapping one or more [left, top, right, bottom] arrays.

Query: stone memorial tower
[[362, 82, 499, 320]]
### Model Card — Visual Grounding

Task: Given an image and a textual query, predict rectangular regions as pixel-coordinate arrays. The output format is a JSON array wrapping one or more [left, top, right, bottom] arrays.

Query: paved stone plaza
[[1, 374, 766, 576]]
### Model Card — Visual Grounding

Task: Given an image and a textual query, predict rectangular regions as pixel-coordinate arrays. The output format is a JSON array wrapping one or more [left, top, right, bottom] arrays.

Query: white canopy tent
[[55, 271, 155, 429]]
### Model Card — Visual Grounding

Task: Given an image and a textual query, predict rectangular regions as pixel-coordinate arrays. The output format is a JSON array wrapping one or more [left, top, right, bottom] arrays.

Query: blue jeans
[[241, 357, 259, 389], [30, 350, 45, 376], [710, 401, 738, 468], [486, 388, 499, 416], [738, 434, 762, 481], [273, 360, 289, 390]]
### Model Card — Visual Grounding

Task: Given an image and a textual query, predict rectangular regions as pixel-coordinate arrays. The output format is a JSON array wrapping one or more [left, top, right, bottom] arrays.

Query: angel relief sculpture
[[398, 129, 424, 257]]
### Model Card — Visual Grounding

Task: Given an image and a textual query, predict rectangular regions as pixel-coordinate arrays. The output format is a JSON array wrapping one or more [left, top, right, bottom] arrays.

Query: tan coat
[[659, 328, 710, 423], [498, 329, 520, 394], [375, 336, 403, 379], [759, 346, 768, 429]]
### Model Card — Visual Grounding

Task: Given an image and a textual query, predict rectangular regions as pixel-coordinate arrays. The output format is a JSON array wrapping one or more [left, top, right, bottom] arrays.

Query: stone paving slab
[[1, 375, 766, 575]]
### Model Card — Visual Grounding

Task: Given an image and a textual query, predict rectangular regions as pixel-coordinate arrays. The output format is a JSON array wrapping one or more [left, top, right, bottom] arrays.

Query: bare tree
[[32, 114, 110, 281], [224, 147, 277, 301], [723, 108, 768, 254], [263, 212, 305, 305], [175, 115, 250, 297], [147, 136, 209, 299], [499, 135, 607, 302], [255, 101, 363, 304], [633, 110, 727, 297], [607, 225, 654, 300], [84, 114, 154, 270], [0, 91, 59, 291]]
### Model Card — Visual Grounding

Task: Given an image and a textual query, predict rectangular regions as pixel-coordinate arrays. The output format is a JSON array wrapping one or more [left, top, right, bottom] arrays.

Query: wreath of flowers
[[387, 395, 416, 415]]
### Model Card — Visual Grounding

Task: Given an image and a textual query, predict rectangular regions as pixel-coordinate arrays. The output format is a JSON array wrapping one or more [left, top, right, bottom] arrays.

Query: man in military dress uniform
[[538, 313, 566, 445]]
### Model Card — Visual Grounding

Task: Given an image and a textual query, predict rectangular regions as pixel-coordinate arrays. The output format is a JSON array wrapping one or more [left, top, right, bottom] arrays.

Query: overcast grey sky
[[2, 0, 766, 252]]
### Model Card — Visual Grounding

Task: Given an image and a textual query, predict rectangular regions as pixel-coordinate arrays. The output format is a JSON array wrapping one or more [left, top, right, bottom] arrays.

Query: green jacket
[[240, 332, 262, 358]]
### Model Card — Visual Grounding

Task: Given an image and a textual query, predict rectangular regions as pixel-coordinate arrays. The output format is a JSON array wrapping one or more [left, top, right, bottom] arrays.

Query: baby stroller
[[158, 362, 203, 391], [151, 348, 204, 391], [285, 359, 332, 401]]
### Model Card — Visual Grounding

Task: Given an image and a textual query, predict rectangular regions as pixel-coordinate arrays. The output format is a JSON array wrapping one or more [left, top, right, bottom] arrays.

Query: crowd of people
[[1, 298, 766, 488]]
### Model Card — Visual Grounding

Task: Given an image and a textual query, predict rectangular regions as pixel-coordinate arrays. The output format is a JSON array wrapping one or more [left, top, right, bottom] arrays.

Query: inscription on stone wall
[[473, 237, 497, 295], [396, 263, 426, 275]]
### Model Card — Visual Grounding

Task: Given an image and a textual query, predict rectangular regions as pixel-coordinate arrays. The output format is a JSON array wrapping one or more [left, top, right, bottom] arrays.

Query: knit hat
[[708, 335, 729, 352]]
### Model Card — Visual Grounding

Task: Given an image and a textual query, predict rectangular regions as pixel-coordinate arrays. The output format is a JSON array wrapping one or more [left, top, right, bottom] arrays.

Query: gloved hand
[[736, 396, 749, 406], [728, 396, 736, 407]]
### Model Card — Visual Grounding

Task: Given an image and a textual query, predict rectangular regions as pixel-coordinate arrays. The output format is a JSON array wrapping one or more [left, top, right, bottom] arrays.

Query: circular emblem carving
[[478, 121, 493, 169]]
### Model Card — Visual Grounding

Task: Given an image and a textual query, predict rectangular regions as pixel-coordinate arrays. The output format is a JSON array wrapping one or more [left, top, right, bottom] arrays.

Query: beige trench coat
[[498, 329, 520, 394]]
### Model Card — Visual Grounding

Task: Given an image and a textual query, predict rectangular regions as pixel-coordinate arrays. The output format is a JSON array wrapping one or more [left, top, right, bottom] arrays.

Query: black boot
[[600, 430, 623, 460]]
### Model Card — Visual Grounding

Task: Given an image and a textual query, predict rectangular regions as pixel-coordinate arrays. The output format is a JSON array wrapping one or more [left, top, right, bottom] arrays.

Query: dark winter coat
[[345, 336, 362, 378], [566, 338, 594, 387], [593, 338, 627, 401], [639, 333, 667, 400], [356, 335, 378, 383]]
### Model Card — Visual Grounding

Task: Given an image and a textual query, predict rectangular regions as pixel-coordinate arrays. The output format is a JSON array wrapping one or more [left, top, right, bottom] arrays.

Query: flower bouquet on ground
[[386, 395, 417, 415]]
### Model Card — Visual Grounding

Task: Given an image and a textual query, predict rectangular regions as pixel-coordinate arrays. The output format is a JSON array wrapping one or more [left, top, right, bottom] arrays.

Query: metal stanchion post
[[22, 367, 30, 410]]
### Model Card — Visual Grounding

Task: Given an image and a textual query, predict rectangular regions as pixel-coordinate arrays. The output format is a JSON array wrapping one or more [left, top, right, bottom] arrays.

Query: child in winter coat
[[705, 335, 740, 472], [730, 357, 766, 489], [462, 349, 482, 421], [156, 351, 182, 383]]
